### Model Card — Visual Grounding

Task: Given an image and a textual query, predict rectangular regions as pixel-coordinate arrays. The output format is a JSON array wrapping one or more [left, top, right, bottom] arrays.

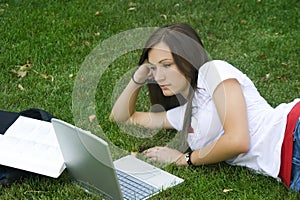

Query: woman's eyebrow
[[159, 58, 173, 63], [148, 58, 173, 65]]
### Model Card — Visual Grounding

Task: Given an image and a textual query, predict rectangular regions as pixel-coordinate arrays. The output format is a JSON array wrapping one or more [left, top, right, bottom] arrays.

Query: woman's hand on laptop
[[143, 146, 185, 165]]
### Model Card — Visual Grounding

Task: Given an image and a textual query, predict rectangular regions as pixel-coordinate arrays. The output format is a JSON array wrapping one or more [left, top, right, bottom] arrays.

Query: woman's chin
[[162, 90, 175, 96]]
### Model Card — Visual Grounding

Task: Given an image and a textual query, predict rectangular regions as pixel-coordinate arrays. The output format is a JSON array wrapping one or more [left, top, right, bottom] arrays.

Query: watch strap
[[185, 151, 194, 166]]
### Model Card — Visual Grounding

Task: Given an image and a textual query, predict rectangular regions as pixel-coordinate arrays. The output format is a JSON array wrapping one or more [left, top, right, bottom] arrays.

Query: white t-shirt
[[166, 60, 300, 178]]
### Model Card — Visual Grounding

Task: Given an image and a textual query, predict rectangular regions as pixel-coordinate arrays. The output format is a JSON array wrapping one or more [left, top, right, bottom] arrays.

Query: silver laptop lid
[[51, 118, 123, 200]]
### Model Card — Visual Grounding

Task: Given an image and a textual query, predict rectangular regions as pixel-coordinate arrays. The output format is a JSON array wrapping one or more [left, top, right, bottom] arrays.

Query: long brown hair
[[138, 23, 210, 152], [139, 23, 209, 110]]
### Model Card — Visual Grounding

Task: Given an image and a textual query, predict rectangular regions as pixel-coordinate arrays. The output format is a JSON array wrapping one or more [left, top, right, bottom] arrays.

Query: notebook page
[[0, 116, 65, 178], [4, 116, 59, 146]]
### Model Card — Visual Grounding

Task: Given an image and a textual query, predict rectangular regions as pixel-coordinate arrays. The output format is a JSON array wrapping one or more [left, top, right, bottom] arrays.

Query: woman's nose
[[153, 67, 165, 82]]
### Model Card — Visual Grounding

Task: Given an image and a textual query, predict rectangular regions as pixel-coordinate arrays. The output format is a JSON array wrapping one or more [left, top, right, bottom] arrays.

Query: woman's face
[[148, 42, 190, 98]]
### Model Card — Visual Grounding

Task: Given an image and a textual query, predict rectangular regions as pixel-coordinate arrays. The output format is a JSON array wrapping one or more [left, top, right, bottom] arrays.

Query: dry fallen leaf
[[39, 73, 48, 79], [32, 70, 54, 81], [240, 19, 247, 24], [89, 114, 96, 123], [21, 57, 31, 69], [41, 74, 54, 81], [127, 2, 137, 11], [69, 41, 75, 46], [19, 64, 31, 71], [128, 7, 136, 11], [83, 40, 90, 46], [223, 189, 233, 193], [277, 74, 287, 80], [10, 58, 32, 78], [261, 73, 270, 81], [128, 2, 137, 6], [160, 14, 167, 20], [259, 54, 266, 59], [18, 84, 25, 91], [10, 58, 54, 81], [10, 69, 28, 78]]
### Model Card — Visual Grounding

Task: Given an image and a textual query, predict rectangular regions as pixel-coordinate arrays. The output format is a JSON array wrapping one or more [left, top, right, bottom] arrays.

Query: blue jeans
[[290, 117, 300, 191]]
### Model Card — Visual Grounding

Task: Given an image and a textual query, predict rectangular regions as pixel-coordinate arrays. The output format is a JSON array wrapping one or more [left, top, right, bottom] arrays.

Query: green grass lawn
[[0, 0, 299, 199]]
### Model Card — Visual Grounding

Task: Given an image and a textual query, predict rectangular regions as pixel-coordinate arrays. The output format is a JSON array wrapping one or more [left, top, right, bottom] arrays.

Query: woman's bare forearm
[[110, 79, 142, 122], [110, 64, 153, 122], [175, 132, 249, 166]]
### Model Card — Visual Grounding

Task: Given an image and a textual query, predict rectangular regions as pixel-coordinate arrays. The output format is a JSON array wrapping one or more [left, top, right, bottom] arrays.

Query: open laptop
[[51, 118, 184, 200]]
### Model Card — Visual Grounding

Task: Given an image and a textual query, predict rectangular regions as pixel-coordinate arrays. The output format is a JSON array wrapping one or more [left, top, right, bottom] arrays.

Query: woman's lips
[[159, 84, 169, 89]]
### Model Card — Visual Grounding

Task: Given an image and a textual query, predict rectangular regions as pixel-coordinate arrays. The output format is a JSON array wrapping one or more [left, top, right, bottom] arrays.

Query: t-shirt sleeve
[[166, 104, 187, 131], [199, 60, 247, 96]]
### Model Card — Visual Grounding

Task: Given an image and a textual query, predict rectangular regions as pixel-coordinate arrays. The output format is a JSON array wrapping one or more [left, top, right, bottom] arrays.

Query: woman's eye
[[162, 63, 172, 68]]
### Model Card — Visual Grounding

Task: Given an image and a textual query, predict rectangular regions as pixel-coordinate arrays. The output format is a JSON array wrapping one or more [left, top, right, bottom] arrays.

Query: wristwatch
[[185, 151, 194, 166]]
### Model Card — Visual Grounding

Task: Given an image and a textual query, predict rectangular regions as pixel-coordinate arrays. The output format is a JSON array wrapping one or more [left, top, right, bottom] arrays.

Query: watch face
[[185, 153, 190, 162]]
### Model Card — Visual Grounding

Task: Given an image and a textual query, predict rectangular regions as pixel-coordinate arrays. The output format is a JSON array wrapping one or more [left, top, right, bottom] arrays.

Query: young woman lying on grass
[[110, 23, 300, 191]]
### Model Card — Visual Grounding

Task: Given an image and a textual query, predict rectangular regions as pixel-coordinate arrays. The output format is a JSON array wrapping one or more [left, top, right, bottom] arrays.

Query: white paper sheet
[[0, 116, 65, 178]]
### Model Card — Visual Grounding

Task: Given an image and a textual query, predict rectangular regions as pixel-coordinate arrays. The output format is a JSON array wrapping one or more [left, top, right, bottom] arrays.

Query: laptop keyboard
[[116, 169, 159, 200]]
